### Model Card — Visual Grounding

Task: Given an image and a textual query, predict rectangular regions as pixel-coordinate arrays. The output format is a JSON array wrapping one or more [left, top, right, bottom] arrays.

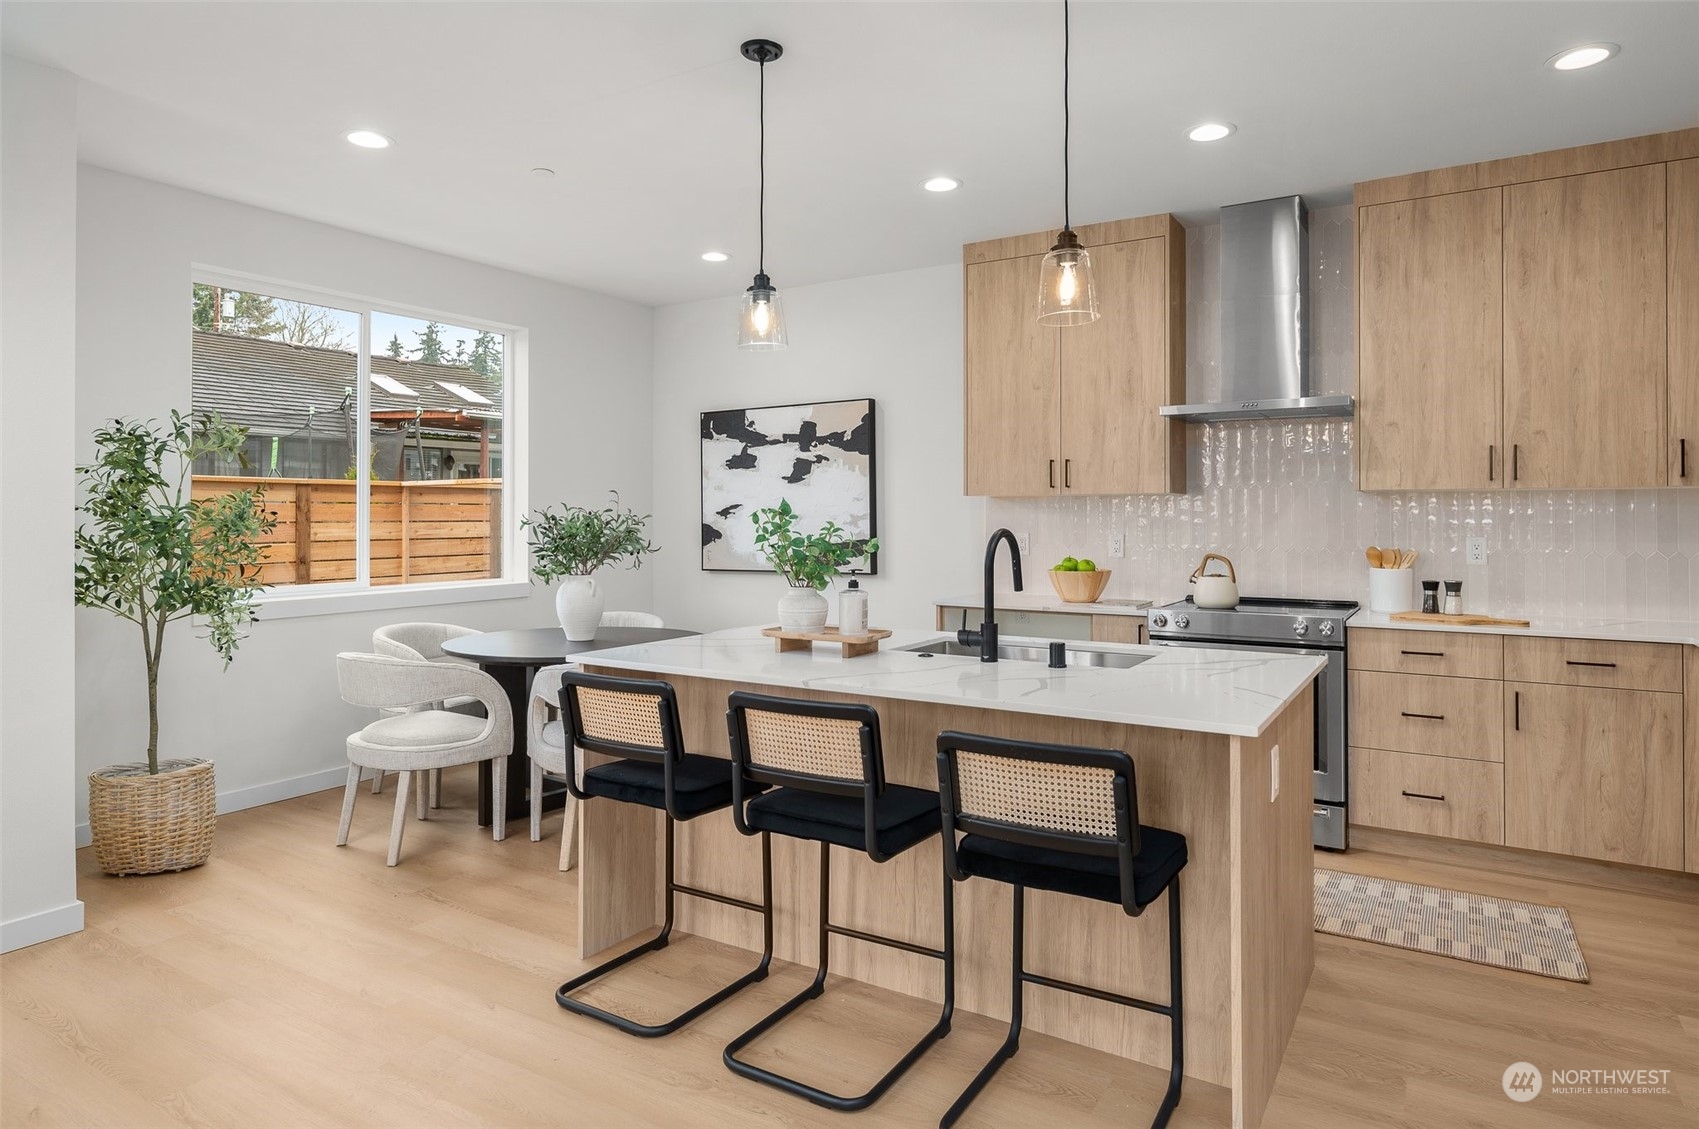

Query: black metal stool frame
[[554, 671, 774, 1038], [722, 691, 956, 1112], [935, 730, 1184, 1129]]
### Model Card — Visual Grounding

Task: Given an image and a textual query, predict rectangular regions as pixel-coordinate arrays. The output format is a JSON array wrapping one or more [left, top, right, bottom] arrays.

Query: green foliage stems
[[73, 411, 278, 774], [524, 493, 658, 582], [749, 499, 879, 590]]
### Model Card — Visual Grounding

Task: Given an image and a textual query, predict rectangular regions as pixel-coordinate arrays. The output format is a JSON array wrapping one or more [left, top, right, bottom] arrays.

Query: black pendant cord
[[1062, 0, 1071, 233], [758, 57, 766, 279]]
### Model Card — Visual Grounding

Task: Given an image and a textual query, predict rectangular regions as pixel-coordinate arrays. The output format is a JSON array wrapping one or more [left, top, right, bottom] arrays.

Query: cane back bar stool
[[554, 670, 774, 1037], [723, 691, 955, 1112], [934, 731, 1188, 1129]]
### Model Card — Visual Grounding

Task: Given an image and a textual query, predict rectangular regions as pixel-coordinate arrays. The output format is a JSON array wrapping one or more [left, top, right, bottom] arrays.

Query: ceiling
[[3, 2, 1695, 307]]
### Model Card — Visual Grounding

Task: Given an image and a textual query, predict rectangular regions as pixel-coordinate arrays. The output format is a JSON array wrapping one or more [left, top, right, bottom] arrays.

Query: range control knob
[[1173, 614, 1190, 629], [1293, 619, 1310, 637], [1149, 612, 1168, 629], [1318, 620, 1336, 638]]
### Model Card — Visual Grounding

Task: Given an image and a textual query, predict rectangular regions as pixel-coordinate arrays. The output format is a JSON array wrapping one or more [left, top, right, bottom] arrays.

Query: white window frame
[[190, 266, 530, 619]]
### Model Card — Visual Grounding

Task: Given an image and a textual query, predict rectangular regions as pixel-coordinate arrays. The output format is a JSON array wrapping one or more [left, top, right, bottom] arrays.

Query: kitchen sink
[[902, 639, 1152, 670]]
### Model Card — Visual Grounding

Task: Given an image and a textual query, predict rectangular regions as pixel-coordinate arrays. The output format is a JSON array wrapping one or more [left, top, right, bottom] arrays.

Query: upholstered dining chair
[[599, 610, 664, 628], [527, 663, 579, 871], [369, 622, 483, 804], [334, 652, 512, 866]]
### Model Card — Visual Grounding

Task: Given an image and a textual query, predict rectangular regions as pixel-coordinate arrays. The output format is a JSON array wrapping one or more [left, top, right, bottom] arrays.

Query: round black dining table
[[442, 626, 698, 826]]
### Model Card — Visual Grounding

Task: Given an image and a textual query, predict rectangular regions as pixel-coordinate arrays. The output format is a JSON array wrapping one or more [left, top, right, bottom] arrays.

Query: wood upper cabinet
[[1504, 164, 1667, 488], [963, 252, 1060, 497], [1357, 189, 1503, 490], [1670, 158, 1699, 486], [1503, 681, 1683, 869], [964, 215, 1185, 497]]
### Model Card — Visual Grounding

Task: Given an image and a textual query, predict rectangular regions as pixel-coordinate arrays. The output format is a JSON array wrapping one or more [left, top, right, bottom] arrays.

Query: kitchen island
[[576, 627, 1323, 1129]]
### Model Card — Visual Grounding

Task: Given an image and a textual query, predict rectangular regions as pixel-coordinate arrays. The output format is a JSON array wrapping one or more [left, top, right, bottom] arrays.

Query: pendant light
[[1037, 0, 1099, 326], [738, 38, 788, 350]]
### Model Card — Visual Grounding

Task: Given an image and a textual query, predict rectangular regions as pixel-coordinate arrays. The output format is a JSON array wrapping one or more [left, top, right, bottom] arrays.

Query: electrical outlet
[[1467, 537, 1488, 565], [1110, 533, 1125, 558], [1269, 744, 1281, 803], [1016, 532, 1030, 555]]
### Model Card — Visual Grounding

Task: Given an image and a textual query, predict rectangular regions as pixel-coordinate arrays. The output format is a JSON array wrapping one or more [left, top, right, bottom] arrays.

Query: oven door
[[1146, 636, 1347, 804]]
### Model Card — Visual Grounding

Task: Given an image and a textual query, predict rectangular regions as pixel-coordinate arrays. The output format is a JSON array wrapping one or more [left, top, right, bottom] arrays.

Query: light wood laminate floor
[[3, 771, 1694, 1128]]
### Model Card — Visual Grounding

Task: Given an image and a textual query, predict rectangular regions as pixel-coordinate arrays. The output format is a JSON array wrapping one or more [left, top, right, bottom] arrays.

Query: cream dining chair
[[369, 622, 484, 805], [527, 663, 579, 870]]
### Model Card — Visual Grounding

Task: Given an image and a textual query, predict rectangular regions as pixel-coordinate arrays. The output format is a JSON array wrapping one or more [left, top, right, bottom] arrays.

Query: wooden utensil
[[1366, 546, 1383, 568], [1399, 549, 1417, 569]]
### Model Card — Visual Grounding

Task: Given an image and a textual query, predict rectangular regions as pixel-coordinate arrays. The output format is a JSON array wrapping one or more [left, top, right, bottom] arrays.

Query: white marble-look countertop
[[935, 592, 1152, 616], [577, 626, 1323, 738], [1349, 611, 1699, 648]]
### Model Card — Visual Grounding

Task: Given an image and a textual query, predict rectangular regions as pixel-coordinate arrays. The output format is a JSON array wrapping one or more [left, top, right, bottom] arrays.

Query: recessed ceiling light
[[343, 129, 393, 149], [701, 251, 729, 262], [1548, 42, 1619, 70], [1187, 122, 1236, 143], [922, 176, 961, 193]]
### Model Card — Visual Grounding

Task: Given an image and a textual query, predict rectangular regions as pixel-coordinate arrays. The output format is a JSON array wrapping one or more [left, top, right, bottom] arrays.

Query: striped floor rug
[[1313, 868, 1589, 982]]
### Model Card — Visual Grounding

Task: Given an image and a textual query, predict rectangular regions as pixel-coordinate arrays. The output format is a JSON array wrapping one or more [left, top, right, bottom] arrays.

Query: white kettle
[[1188, 553, 1240, 609]]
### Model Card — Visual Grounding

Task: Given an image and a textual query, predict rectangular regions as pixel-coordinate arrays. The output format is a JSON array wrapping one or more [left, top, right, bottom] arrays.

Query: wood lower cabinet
[[1503, 164, 1668, 488], [1349, 670, 1504, 762], [1503, 682, 1684, 869], [963, 252, 1059, 497], [1687, 648, 1698, 873], [1351, 747, 1504, 845], [1670, 158, 1699, 486], [1357, 189, 1503, 490]]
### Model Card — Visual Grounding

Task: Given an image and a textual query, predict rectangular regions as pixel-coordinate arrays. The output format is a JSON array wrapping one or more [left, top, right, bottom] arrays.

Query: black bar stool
[[722, 690, 955, 1111], [554, 670, 774, 1037], [934, 730, 1188, 1129]]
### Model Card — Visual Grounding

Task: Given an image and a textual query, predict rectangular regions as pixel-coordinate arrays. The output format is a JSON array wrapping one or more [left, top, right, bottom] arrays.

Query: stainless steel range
[[1146, 596, 1358, 850]]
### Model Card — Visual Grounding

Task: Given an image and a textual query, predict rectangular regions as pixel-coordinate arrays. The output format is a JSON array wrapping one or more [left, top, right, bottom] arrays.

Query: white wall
[[72, 167, 656, 832], [651, 265, 982, 631], [2, 58, 85, 951]]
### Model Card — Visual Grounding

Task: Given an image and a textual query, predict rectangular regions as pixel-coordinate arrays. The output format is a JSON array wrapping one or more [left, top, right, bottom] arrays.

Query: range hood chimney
[[1161, 195, 1353, 422]]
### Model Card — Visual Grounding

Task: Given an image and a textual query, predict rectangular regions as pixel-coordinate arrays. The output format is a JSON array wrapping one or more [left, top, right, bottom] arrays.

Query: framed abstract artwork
[[700, 397, 878, 573]]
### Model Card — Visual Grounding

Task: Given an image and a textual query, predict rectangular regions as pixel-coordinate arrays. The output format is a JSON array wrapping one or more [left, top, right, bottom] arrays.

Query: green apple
[[1077, 559, 1096, 572], [1056, 557, 1079, 572]]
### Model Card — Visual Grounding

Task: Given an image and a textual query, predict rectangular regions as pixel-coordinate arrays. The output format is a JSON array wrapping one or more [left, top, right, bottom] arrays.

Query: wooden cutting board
[[1388, 611, 1531, 628]]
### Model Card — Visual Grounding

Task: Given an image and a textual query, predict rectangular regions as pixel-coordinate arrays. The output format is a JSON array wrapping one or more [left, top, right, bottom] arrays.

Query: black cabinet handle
[[1565, 660, 1618, 669], [1682, 438, 1689, 480], [1064, 459, 1072, 488], [1400, 649, 1446, 657], [1401, 790, 1447, 802], [1513, 690, 1520, 731], [1512, 443, 1520, 481], [1400, 711, 1446, 721], [1488, 444, 1495, 483], [1048, 459, 1056, 489]]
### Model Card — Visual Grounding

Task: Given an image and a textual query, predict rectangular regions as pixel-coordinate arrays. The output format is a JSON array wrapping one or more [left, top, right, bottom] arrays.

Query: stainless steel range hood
[[1161, 195, 1353, 422]]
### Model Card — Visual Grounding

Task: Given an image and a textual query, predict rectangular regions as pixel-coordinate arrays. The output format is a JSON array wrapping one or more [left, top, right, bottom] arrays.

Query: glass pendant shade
[[1037, 230, 1099, 326], [737, 275, 787, 350]]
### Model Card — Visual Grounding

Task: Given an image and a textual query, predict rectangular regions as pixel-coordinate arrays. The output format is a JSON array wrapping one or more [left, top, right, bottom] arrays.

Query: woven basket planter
[[88, 758, 216, 876]]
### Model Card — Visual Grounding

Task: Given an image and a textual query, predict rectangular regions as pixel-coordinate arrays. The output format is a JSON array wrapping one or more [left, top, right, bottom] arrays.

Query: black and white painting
[[700, 398, 877, 573]]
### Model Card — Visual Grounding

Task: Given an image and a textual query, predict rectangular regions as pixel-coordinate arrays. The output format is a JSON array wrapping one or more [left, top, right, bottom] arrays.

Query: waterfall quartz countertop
[[1350, 610, 1699, 647], [574, 626, 1323, 738], [935, 591, 1152, 617]]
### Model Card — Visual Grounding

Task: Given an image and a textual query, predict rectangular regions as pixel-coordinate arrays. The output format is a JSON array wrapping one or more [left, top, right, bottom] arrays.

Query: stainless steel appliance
[[1146, 595, 1358, 849]]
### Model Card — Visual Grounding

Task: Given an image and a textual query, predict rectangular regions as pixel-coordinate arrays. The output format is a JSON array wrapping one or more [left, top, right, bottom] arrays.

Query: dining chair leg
[[491, 755, 508, 843], [429, 768, 442, 810], [415, 771, 429, 820], [336, 764, 361, 846], [370, 768, 385, 795], [530, 759, 544, 843], [387, 768, 413, 866], [558, 793, 578, 872]]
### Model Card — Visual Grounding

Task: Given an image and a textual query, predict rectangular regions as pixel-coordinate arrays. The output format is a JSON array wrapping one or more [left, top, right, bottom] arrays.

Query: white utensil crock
[[1367, 567, 1415, 614], [556, 576, 605, 641]]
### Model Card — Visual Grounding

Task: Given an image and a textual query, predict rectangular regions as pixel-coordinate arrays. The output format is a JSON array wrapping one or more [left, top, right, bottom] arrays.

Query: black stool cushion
[[582, 754, 764, 818], [956, 826, 1187, 910], [745, 783, 942, 857]]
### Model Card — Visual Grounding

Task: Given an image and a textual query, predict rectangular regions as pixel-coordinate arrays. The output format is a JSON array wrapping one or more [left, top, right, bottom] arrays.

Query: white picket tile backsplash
[[987, 206, 1699, 620]]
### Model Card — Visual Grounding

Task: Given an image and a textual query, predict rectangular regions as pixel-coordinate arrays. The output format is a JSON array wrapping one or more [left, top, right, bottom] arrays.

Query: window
[[190, 275, 517, 599]]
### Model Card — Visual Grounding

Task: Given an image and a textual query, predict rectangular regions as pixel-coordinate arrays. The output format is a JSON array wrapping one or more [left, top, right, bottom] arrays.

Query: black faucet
[[957, 528, 1023, 662]]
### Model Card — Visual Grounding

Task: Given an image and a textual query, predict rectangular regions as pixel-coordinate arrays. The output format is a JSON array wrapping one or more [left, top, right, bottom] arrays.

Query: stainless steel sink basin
[[902, 639, 1151, 670]]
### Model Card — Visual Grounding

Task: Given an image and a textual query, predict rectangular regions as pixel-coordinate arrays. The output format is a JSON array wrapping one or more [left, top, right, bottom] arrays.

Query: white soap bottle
[[839, 576, 868, 636]]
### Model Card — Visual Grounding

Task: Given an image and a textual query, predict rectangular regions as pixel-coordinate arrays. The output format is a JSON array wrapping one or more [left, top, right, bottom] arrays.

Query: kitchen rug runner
[[1313, 868, 1589, 982]]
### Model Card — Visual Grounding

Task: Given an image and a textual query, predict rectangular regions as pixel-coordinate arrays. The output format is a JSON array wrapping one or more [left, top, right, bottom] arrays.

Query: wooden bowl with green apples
[[1048, 556, 1111, 603]]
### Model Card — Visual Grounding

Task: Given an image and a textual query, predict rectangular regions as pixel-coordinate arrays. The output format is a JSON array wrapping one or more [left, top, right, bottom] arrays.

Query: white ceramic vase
[[777, 585, 829, 632], [556, 575, 605, 641]]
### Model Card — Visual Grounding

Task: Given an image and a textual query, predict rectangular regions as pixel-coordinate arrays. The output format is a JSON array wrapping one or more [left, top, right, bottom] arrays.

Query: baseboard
[[76, 765, 351, 848], [1, 899, 86, 953]]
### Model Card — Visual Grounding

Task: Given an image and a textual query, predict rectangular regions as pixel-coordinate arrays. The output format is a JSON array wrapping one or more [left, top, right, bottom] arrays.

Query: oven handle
[[1147, 636, 1340, 659]]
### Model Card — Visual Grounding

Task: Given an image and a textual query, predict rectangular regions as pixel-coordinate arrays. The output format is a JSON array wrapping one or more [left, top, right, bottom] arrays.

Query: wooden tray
[[762, 625, 893, 658], [1388, 611, 1531, 628]]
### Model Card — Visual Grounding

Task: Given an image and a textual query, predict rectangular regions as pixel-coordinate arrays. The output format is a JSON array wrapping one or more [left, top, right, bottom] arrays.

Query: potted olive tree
[[74, 411, 276, 876], [750, 499, 879, 630], [524, 492, 658, 640]]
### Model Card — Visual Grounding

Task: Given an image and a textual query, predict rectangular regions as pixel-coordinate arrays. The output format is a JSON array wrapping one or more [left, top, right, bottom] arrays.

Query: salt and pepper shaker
[[1443, 580, 1463, 615], [1421, 581, 1440, 615]]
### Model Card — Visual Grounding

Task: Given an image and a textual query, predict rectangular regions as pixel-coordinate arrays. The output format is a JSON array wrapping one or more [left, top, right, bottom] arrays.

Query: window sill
[[254, 579, 533, 621]]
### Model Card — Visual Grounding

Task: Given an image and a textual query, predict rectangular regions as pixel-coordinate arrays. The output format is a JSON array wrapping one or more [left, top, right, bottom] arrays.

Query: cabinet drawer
[[1348, 628, 1503, 679], [1349, 670, 1504, 761], [1350, 747, 1504, 844], [1503, 636, 1683, 692]]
